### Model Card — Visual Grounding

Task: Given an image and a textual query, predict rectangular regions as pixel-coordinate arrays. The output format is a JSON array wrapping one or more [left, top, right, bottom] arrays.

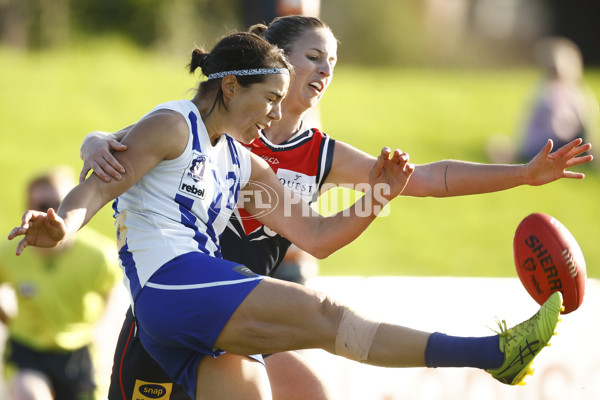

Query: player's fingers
[[405, 162, 415, 175], [16, 238, 29, 256], [103, 146, 126, 175], [565, 154, 593, 168], [390, 148, 402, 161], [371, 149, 388, 178], [542, 139, 554, 156], [400, 152, 409, 166], [20, 210, 35, 228], [555, 137, 583, 155], [562, 171, 585, 180], [7, 226, 23, 240], [99, 160, 122, 181], [566, 142, 592, 159], [90, 160, 113, 183], [79, 165, 91, 183], [380, 147, 392, 160], [108, 139, 128, 153], [46, 207, 58, 221], [98, 153, 125, 179]]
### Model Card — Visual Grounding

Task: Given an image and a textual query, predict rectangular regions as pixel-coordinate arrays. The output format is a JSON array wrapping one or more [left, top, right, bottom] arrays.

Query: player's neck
[[263, 113, 304, 145]]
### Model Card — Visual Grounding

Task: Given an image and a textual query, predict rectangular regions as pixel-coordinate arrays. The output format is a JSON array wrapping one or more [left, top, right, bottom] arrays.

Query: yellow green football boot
[[487, 291, 563, 385]]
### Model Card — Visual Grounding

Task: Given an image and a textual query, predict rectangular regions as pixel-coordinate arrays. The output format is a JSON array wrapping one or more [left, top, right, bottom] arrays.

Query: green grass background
[[1, 40, 598, 278]]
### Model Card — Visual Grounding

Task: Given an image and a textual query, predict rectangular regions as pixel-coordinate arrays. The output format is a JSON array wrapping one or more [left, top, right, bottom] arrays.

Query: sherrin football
[[513, 213, 586, 314]]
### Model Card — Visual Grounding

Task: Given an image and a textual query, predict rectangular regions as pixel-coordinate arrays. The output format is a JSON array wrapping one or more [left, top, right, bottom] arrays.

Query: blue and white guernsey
[[113, 100, 252, 301]]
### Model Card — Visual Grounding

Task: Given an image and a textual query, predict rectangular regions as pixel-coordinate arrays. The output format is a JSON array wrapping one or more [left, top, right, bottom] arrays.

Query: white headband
[[207, 68, 289, 80]]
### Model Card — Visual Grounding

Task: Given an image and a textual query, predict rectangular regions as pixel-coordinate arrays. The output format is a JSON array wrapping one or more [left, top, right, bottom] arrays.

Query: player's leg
[[9, 369, 54, 400], [265, 351, 332, 400], [215, 277, 429, 364], [216, 277, 563, 385], [195, 353, 272, 400], [108, 308, 327, 400]]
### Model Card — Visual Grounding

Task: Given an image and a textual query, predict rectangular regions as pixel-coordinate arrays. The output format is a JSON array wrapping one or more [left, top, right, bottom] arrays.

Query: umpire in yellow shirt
[[0, 166, 121, 400]]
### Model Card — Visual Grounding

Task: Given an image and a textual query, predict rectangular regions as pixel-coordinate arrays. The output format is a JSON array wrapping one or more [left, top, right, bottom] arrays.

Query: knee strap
[[335, 308, 380, 362]]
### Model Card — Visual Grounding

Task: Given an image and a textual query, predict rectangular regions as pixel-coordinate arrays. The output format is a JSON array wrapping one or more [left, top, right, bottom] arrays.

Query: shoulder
[[140, 108, 189, 133], [311, 127, 330, 139], [126, 108, 189, 160]]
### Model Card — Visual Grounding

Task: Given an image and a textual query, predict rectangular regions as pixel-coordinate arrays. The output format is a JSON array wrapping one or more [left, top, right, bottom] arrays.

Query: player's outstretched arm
[[326, 138, 592, 198], [12, 113, 184, 256], [245, 147, 413, 259]]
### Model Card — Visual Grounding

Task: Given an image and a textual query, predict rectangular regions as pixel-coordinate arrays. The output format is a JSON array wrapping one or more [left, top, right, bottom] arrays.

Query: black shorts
[[4, 338, 96, 400], [108, 307, 191, 400]]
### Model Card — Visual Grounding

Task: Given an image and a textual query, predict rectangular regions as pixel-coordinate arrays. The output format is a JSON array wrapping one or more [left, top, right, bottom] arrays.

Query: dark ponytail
[[189, 47, 210, 74], [248, 23, 268, 37]]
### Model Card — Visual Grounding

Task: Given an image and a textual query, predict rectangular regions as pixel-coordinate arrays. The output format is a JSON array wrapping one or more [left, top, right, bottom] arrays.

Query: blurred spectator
[[0, 167, 121, 400], [487, 37, 598, 165]]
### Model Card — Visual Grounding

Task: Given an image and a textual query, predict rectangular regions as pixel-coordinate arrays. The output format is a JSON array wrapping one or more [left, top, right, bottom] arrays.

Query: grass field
[[1, 40, 598, 278]]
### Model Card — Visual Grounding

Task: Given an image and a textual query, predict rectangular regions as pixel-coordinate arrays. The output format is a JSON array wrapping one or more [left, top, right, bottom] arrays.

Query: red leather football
[[513, 213, 586, 314]]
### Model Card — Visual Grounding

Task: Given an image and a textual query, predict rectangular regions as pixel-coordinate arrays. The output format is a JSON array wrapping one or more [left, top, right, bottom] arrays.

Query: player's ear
[[221, 75, 238, 100]]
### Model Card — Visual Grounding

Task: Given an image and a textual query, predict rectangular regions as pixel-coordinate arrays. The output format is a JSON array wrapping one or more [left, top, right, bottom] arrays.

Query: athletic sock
[[424, 332, 504, 370]]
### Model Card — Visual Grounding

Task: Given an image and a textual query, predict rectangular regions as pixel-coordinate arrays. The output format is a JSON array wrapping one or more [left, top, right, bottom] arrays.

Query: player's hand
[[7, 208, 67, 255], [525, 138, 593, 186], [79, 131, 127, 183], [369, 147, 415, 201]]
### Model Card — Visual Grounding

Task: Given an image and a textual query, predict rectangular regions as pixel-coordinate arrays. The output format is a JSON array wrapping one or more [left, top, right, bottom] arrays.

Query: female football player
[[78, 16, 586, 400]]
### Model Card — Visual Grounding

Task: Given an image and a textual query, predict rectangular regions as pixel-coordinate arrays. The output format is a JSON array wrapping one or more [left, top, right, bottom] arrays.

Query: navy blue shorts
[[134, 252, 264, 398], [4, 338, 95, 400]]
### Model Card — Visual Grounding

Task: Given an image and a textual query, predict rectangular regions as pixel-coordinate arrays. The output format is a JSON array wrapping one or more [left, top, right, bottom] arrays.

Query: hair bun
[[249, 24, 268, 37], [190, 47, 209, 73]]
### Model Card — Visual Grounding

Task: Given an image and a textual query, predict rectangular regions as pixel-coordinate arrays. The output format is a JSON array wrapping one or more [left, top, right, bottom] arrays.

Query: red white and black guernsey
[[220, 128, 335, 276]]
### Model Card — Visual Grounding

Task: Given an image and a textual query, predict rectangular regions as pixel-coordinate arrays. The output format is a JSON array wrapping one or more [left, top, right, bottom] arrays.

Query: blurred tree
[[0, 0, 69, 48], [321, 0, 428, 66], [155, 0, 242, 55], [0, 0, 27, 48], [71, 0, 162, 46], [1, 0, 598, 67]]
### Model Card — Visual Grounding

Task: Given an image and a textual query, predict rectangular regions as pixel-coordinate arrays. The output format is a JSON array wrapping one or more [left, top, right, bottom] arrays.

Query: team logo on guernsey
[[179, 152, 209, 199], [188, 154, 207, 182], [132, 379, 173, 400], [277, 168, 316, 203]]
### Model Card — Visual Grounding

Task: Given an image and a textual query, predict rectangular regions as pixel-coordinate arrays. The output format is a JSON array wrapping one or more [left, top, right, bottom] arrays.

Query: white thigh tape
[[335, 308, 380, 362]]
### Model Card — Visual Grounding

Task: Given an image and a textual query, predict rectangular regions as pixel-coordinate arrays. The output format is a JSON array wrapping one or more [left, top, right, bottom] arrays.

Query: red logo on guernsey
[[260, 155, 279, 164]]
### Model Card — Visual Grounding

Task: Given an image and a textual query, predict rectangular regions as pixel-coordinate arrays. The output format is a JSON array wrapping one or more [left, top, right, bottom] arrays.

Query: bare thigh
[[214, 277, 344, 356], [196, 353, 271, 400], [266, 352, 332, 400]]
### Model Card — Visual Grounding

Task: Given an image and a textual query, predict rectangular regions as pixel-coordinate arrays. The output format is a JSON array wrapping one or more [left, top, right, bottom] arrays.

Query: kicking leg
[[215, 278, 563, 386]]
